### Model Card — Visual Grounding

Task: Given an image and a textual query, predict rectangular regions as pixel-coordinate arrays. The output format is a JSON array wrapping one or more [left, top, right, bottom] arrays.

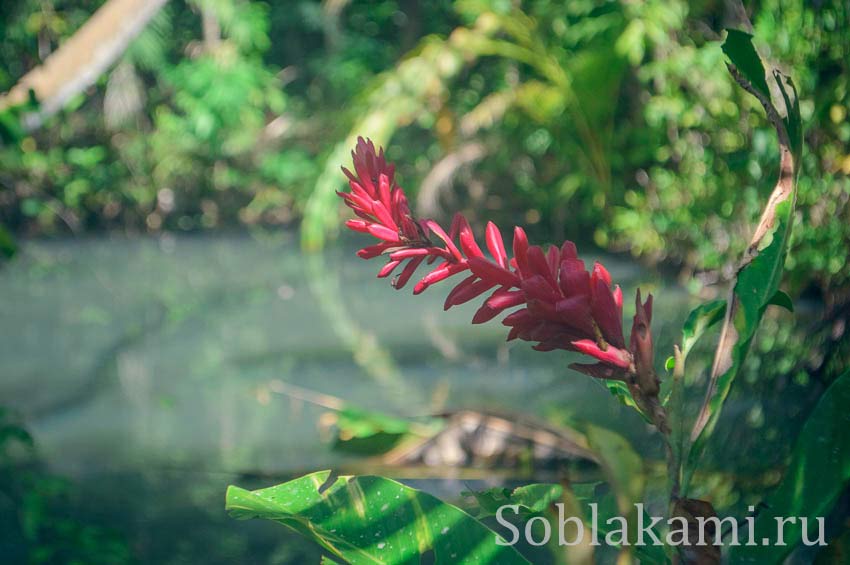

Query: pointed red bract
[[338, 137, 656, 378]]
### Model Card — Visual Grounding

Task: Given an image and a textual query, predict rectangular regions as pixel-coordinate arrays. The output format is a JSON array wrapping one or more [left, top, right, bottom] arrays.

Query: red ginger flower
[[338, 137, 466, 291], [338, 137, 654, 382]]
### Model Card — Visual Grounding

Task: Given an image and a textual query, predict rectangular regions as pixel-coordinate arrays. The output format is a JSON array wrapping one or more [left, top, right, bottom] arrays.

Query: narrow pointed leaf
[[721, 30, 770, 101], [680, 299, 727, 360], [604, 381, 652, 424], [766, 289, 794, 313]]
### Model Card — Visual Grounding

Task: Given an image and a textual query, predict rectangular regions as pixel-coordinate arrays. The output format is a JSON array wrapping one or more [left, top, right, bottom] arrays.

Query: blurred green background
[[1, 0, 849, 293], [1, 0, 848, 563]]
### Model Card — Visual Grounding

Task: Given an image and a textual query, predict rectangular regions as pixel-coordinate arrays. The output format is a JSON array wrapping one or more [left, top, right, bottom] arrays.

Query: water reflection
[[0, 232, 823, 562]]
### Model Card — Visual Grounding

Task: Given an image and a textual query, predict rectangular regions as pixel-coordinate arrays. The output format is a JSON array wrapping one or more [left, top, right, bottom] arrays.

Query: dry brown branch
[[0, 0, 168, 130]]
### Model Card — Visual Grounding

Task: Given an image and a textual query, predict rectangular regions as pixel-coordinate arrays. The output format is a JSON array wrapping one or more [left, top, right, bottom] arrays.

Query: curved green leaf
[[226, 471, 529, 564], [680, 299, 726, 361], [687, 29, 802, 480], [721, 30, 770, 101], [766, 289, 794, 313], [585, 424, 645, 518], [330, 407, 443, 456], [729, 369, 850, 562], [688, 201, 797, 475], [605, 381, 652, 423]]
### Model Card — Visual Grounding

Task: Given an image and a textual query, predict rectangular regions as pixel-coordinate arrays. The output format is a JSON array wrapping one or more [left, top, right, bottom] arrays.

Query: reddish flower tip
[[571, 339, 631, 369], [339, 137, 652, 381]]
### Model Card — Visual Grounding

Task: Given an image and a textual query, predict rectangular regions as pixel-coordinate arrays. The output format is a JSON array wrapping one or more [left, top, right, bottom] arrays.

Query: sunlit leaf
[[226, 471, 530, 564], [334, 408, 413, 439]]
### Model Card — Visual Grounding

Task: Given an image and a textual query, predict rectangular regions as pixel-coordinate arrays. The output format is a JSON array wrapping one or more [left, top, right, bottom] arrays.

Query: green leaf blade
[[680, 299, 727, 360], [766, 289, 794, 313], [226, 471, 530, 564], [690, 201, 796, 467], [729, 370, 850, 562], [721, 29, 771, 101], [687, 29, 802, 478], [463, 484, 564, 518]]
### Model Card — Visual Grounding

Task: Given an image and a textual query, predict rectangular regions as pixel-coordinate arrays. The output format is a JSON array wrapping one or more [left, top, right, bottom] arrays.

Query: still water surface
[[2, 233, 697, 562]]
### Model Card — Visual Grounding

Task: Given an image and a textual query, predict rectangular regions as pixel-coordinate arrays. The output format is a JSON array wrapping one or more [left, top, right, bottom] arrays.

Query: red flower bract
[[338, 137, 654, 381]]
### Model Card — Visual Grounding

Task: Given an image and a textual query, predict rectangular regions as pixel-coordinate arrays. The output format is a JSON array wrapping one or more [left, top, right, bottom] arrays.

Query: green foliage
[[0, 223, 16, 259], [1, 0, 848, 306], [679, 299, 726, 362], [329, 407, 443, 455], [572, 483, 668, 565], [721, 30, 771, 100], [463, 481, 668, 564], [226, 471, 529, 564], [604, 380, 651, 423], [226, 411, 657, 562], [729, 369, 850, 562], [1, 2, 848, 560], [687, 28, 803, 477], [334, 407, 414, 441], [584, 424, 645, 517], [0, 406, 34, 454], [609, 1, 848, 298], [464, 483, 563, 518], [671, 289, 792, 373]]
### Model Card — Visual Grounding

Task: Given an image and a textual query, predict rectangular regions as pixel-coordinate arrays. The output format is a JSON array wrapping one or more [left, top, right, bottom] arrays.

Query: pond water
[[0, 232, 770, 562]]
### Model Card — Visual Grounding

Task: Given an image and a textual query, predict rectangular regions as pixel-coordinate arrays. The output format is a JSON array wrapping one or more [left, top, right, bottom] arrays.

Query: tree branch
[[0, 0, 168, 131]]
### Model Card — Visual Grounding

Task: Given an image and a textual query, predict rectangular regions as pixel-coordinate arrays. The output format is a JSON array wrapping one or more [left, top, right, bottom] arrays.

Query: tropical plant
[[225, 27, 849, 564]]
